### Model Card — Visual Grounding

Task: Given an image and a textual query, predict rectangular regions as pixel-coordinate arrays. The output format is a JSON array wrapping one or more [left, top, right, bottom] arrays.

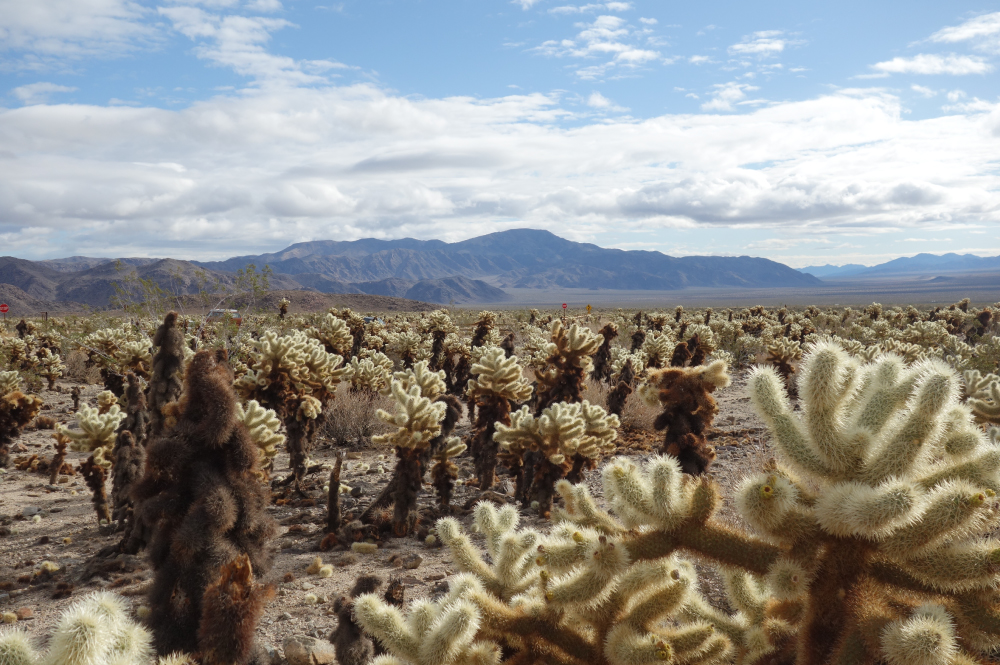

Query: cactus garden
[[1, 300, 1000, 665]]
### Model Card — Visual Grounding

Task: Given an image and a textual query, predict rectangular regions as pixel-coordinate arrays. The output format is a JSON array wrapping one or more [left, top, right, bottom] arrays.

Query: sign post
[[562, 303, 567, 310], [0, 303, 8, 321], [586, 304, 592, 314]]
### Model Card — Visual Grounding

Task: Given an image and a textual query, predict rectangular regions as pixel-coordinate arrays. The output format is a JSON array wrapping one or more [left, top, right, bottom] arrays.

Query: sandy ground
[[0, 373, 770, 659]]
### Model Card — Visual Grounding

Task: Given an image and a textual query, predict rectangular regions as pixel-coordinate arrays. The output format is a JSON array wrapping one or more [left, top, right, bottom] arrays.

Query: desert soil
[[0, 372, 769, 659]]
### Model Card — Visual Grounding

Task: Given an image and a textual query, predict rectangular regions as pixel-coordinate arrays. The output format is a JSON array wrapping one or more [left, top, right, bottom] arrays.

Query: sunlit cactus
[[466, 347, 533, 489], [235, 329, 348, 488], [495, 400, 618, 515], [744, 342, 1000, 663], [362, 501, 733, 665], [38, 348, 65, 390], [534, 320, 601, 413], [764, 338, 801, 391], [641, 331, 675, 370], [235, 399, 285, 474], [307, 313, 354, 357], [372, 361, 463, 534], [964, 369, 1000, 425], [347, 352, 394, 394]]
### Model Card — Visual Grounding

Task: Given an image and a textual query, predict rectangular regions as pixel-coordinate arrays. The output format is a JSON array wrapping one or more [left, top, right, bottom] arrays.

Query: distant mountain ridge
[[193, 229, 821, 291], [800, 253, 1000, 279], [1, 229, 822, 307]]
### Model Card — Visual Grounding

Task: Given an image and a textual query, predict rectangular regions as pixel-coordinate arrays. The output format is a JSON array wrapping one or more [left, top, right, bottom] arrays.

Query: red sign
[[562, 303, 567, 309], [0, 304, 8, 313]]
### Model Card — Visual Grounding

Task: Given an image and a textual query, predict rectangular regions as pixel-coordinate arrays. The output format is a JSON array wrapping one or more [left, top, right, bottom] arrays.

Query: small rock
[[350, 486, 363, 498], [22, 507, 40, 517], [345, 452, 362, 460], [0, 594, 9, 604], [301, 582, 315, 591], [402, 554, 422, 570], [279, 612, 293, 621], [11, 443, 27, 453], [15, 608, 33, 620], [283, 635, 336, 665], [263, 643, 282, 665]]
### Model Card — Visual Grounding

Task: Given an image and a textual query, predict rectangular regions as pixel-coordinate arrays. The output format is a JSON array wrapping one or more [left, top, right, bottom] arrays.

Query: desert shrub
[[323, 383, 394, 447]]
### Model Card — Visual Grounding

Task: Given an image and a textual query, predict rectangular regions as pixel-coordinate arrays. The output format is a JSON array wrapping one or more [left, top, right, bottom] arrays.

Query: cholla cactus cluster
[[964, 369, 1000, 425], [235, 399, 284, 473], [235, 329, 349, 486], [496, 400, 619, 515]]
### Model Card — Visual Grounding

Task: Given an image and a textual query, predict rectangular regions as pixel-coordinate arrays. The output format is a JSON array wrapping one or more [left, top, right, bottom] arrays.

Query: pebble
[[279, 612, 293, 621], [345, 452, 362, 460], [350, 486, 363, 498], [0, 594, 9, 604], [15, 608, 33, 620], [301, 582, 315, 591], [22, 507, 40, 517], [283, 635, 336, 665]]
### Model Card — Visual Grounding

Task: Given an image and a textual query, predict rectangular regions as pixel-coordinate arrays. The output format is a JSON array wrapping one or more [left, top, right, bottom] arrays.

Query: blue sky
[[1, 0, 999, 267]]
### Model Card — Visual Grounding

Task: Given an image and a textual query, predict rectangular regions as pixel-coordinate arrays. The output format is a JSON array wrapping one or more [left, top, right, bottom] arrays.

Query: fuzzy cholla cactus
[[372, 361, 463, 533], [38, 348, 65, 390], [0, 591, 154, 665], [236, 330, 349, 487], [534, 320, 601, 412], [0, 371, 43, 468], [361, 502, 730, 665], [235, 400, 284, 473], [387, 329, 433, 369], [348, 353, 394, 394], [496, 401, 619, 515], [57, 403, 126, 453], [764, 338, 800, 390], [964, 369, 1000, 425], [638, 360, 730, 475], [466, 347, 533, 490], [745, 342, 1000, 663], [307, 313, 354, 357], [353, 575, 501, 665]]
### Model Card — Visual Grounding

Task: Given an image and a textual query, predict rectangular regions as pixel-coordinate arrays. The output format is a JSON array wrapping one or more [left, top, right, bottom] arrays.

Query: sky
[[1, 1, 999, 268]]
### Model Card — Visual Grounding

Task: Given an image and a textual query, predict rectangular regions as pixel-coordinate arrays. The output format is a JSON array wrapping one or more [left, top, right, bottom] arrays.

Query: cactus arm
[[624, 522, 781, 576]]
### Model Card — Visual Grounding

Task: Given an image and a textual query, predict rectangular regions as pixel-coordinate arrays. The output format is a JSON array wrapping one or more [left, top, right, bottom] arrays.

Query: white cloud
[[1, 62, 1000, 259], [701, 82, 758, 111], [911, 84, 936, 97], [639, 17, 657, 25], [929, 12, 1000, 44], [688, 55, 711, 64], [947, 89, 966, 102], [159, 5, 350, 85], [530, 14, 667, 79], [513, 0, 542, 9], [11, 82, 77, 104], [729, 30, 788, 57], [870, 54, 993, 76], [244, 0, 283, 11], [0, 0, 157, 70], [586, 91, 628, 111]]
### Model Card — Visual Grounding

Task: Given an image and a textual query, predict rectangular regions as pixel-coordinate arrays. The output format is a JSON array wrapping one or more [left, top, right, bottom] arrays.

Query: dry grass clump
[[323, 383, 395, 448]]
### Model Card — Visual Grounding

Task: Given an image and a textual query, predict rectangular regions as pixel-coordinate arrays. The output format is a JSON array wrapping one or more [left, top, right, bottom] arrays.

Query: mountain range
[[0, 229, 820, 309], [799, 253, 1000, 279]]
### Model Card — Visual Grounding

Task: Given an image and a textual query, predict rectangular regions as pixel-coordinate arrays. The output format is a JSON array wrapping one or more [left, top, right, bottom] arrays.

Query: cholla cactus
[[471, 311, 498, 348], [590, 322, 619, 383], [307, 313, 354, 357], [37, 348, 65, 390], [387, 329, 432, 369], [0, 592, 155, 665], [235, 400, 285, 473], [348, 352, 394, 394], [964, 369, 1000, 425], [0, 372, 43, 468], [58, 403, 126, 453], [466, 347, 533, 489], [356, 502, 730, 665], [97, 390, 119, 414], [743, 342, 1000, 663], [764, 338, 801, 391], [430, 437, 467, 510], [495, 401, 618, 515], [278, 297, 290, 319], [423, 309, 458, 371], [534, 320, 601, 412], [638, 360, 730, 475], [236, 330, 348, 488], [641, 331, 675, 369], [372, 362, 463, 534]]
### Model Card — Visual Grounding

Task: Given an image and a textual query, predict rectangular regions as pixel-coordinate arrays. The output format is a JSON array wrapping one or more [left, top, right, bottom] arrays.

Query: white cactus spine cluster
[[495, 401, 619, 466]]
